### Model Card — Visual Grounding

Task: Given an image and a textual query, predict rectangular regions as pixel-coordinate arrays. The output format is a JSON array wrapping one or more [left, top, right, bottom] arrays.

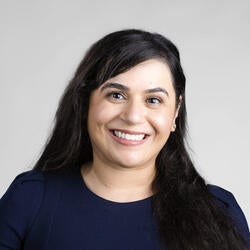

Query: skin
[[81, 59, 180, 202]]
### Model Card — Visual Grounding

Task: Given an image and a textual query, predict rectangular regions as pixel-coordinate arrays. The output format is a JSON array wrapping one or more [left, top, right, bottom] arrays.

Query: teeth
[[114, 130, 145, 141]]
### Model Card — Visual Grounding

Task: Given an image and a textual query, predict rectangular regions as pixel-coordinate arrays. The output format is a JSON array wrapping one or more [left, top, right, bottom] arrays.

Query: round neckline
[[77, 168, 153, 207]]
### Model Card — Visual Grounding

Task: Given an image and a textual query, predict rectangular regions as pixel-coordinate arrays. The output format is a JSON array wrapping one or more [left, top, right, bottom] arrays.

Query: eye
[[111, 92, 124, 99], [146, 97, 162, 104], [106, 91, 126, 101]]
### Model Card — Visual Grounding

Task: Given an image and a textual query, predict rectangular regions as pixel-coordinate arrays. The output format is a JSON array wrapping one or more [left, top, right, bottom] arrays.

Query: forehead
[[101, 59, 174, 92]]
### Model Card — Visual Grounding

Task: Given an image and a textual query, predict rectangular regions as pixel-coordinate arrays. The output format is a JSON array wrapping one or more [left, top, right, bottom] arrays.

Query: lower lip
[[109, 131, 148, 146]]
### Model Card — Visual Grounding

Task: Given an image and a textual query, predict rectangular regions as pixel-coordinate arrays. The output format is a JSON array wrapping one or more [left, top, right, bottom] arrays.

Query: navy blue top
[[0, 170, 249, 249]]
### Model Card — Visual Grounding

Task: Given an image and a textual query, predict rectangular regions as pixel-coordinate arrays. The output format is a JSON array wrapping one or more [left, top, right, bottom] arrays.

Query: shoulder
[[0, 170, 45, 207], [207, 184, 240, 208], [207, 184, 250, 242], [1, 169, 44, 199], [0, 170, 45, 247]]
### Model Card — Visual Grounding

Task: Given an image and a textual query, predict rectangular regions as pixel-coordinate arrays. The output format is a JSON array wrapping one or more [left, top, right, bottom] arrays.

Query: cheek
[[87, 104, 108, 146], [88, 100, 118, 128], [150, 110, 175, 135]]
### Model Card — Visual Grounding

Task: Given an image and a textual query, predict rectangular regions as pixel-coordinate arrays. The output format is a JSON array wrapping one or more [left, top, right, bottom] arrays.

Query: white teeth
[[114, 130, 145, 141]]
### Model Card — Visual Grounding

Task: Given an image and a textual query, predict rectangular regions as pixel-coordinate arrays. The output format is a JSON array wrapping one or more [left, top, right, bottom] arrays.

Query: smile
[[112, 130, 146, 141]]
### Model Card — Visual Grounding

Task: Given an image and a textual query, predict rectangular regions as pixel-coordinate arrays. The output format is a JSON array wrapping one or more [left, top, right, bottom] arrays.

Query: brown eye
[[146, 97, 162, 104], [111, 92, 124, 99], [106, 91, 126, 101]]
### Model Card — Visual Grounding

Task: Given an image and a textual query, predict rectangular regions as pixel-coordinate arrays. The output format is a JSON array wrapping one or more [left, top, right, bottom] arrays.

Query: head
[[71, 29, 186, 164], [38, 29, 187, 172]]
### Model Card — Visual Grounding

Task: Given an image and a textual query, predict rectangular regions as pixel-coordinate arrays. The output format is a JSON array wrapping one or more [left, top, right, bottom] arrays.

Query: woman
[[0, 29, 249, 249]]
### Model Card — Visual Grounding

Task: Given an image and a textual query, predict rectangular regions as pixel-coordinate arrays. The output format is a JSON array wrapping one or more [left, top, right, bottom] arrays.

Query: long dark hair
[[34, 29, 248, 249]]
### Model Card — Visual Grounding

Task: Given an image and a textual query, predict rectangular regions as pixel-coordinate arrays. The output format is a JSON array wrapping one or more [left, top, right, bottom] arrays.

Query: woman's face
[[87, 59, 179, 170]]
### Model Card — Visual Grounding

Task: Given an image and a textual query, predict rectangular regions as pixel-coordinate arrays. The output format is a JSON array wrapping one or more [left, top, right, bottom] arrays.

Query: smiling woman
[[84, 60, 178, 202], [88, 60, 177, 166], [0, 29, 249, 249]]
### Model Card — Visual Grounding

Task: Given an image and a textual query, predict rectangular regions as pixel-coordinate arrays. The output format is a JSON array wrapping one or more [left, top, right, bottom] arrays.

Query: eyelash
[[106, 91, 163, 105], [146, 97, 162, 104], [106, 91, 126, 101]]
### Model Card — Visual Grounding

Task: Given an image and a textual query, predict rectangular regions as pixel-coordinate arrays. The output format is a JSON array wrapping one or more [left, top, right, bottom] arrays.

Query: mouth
[[111, 130, 147, 142]]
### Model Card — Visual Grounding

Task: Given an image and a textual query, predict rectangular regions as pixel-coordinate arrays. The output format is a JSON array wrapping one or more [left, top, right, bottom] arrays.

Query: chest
[[24, 183, 164, 250]]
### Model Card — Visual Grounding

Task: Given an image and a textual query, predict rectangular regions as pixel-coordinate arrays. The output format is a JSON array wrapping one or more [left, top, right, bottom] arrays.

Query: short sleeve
[[208, 184, 250, 245], [0, 170, 44, 249]]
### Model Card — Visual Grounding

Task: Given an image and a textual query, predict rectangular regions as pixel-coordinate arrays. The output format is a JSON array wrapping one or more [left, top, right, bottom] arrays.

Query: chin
[[113, 157, 155, 170]]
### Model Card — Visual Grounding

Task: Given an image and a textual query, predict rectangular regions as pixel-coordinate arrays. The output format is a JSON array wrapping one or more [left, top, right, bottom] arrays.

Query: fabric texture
[[0, 170, 249, 250]]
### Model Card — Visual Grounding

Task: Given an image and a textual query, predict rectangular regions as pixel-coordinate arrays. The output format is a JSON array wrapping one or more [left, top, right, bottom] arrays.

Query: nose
[[120, 99, 145, 125]]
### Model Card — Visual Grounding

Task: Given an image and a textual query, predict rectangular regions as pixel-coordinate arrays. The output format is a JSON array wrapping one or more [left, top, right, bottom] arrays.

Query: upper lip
[[110, 129, 150, 136]]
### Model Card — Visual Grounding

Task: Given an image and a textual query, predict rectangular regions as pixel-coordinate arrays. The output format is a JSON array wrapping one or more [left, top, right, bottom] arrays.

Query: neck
[[81, 160, 155, 203]]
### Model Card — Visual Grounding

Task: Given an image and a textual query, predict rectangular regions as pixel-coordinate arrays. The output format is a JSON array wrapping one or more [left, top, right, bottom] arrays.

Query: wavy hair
[[34, 29, 248, 249]]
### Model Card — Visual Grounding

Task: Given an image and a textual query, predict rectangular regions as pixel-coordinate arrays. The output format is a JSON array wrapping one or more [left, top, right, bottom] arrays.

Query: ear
[[171, 95, 182, 132], [175, 95, 182, 119]]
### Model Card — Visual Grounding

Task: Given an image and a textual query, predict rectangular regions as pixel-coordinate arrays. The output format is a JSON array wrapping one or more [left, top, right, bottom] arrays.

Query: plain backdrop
[[0, 0, 249, 223]]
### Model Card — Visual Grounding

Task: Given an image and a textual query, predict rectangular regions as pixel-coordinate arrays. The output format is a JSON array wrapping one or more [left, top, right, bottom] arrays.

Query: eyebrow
[[100, 82, 129, 92], [145, 87, 169, 97], [100, 82, 169, 97]]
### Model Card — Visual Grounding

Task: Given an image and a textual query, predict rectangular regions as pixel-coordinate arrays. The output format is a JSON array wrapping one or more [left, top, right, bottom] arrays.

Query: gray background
[[0, 0, 249, 223]]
